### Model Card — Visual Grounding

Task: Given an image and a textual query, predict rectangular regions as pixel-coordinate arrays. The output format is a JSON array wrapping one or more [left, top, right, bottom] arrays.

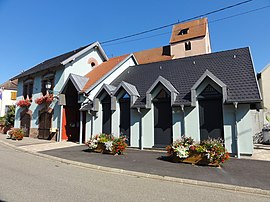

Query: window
[[185, 41, 191, 51], [11, 92, 17, 100], [91, 62, 96, 67], [23, 79, 33, 99], [178, 28, 189, 35], [41, 74, 54, 96], [88, 58, 98, 69]]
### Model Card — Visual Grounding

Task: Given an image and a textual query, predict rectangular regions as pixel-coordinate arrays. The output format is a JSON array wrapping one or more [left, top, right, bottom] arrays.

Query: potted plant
[[166, 137, 230, 167], [112, 135, 128, 155], [9, 128, 24, 140], [86, 134, 128, 155]]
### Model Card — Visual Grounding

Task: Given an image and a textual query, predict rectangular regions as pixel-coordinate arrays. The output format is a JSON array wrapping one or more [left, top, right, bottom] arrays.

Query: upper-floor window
[[41, 73, 54, 95], [88, 58, 98, 69], [179, 28, 189, 35], [23, 79, 34, 99], [185, 41, 191, 51]]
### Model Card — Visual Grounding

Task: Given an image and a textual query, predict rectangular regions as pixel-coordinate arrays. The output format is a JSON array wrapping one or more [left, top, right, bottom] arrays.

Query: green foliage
[[0, 116, 5, 123], [98, 133, 114, 143], [266, 115, 270, 123], [4, 105, 15, 127]]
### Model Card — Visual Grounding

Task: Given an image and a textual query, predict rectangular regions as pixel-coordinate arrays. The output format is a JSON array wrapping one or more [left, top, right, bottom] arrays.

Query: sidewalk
[[1, 133, 270, 195]]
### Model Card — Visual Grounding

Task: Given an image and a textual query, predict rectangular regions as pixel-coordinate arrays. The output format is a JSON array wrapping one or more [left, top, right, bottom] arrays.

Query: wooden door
[[20, 110, 31, 137], [38, 110, 52, 140]]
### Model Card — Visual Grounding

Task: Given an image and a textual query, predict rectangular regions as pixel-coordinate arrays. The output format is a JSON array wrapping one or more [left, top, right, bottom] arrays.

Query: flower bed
[[35, 94, 53, 105], [86, 134, 128, 155], [16, 99, 31, 108], [166, 137, 230, 167]]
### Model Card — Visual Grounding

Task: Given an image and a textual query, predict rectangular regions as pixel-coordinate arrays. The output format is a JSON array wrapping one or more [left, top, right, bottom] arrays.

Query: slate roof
[[11, 44, 90, 80], [67, 74, 89, 92], [111, 47, 261, 107]]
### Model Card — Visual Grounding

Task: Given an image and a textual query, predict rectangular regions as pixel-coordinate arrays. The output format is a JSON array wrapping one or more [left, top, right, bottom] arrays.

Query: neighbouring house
[[257, 63, 270, 110], [0, 80, 17, 117], [89, 47, 261, 155]]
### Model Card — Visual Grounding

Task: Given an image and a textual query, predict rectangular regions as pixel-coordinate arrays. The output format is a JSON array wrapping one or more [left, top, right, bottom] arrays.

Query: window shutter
[[11, 92, 17, 100]]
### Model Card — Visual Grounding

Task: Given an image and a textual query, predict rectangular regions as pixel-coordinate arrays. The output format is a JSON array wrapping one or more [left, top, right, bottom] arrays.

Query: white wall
[[0, 89, 17, 117], [63, 49, 104, 82], [223, 104, 254, 155], [130, 109, 140, 147], [185, 104, 200, 142], [111, 104, 120, 137], [172, 107, 183, 140], [141, 107, 154, 148]]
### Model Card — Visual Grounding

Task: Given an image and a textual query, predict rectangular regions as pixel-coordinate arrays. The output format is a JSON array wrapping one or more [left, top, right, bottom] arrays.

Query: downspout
[[90, 111, 94, 139], [79, 111, 83, 144], [234, 102, 240, 158], [181, 105, 185, 137], [137, 107, 143, 150], [58, 105, 63, 142]]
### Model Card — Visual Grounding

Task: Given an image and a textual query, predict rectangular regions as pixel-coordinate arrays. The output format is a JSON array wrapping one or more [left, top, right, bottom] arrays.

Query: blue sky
[[0, 0, 269, 84]]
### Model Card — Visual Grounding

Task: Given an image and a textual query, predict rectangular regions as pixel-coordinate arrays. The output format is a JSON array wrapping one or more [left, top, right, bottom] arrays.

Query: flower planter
[[92, 142, 105, 153], [171, 153, 220, 167]]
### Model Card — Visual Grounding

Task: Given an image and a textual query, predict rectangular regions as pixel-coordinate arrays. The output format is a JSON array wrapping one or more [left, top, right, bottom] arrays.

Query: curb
[[1, 139, 270, 197]]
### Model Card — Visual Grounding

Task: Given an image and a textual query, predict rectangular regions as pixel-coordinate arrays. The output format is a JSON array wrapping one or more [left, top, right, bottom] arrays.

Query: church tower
[[170, 18, 211, 59]]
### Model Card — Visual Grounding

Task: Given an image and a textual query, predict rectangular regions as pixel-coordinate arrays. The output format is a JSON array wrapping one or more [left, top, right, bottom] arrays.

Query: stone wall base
[[29, 128, 38, 138], [28, 128, 57, 141]]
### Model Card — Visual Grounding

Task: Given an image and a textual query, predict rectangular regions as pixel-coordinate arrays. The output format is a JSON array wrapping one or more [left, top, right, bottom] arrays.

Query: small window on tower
[[179, 28, 189, 35], [91, 62, 96, 67], [185, 41, 191, 51]]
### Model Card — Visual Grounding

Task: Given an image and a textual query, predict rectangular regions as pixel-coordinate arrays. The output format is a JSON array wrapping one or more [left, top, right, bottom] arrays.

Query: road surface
[[0, 143, 269, 202]]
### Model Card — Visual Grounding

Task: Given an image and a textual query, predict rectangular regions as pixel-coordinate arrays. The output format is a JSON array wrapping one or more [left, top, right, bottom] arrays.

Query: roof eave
[[61, 42, 108, 66]]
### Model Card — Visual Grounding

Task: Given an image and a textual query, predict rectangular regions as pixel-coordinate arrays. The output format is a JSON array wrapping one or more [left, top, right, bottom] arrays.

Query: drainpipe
[[79, 111, 83, 144], [137, 107, 143, 150], [181, 105, 185, 137], [234, 102, 240, 158], [58, 105, 63, 142], [90, 111, 94, 139]]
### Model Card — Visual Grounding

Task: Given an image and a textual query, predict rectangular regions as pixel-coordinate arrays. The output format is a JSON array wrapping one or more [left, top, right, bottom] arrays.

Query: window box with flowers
[[34, 94, 53, 105], [86, 133, 128, 155], [16, 99, 31, 108], [166, 137, 230, 167]]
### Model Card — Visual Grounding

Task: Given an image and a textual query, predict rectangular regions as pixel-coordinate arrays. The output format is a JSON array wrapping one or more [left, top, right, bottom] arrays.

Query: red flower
[[16, 99, 31, 107]]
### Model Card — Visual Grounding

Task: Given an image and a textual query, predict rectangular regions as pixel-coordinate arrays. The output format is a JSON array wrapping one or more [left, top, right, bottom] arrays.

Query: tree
[[4, 105, 15, 127]]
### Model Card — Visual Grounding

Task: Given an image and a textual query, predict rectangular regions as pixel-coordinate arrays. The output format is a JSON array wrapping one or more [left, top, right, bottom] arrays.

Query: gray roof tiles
[[111, 47, 261, 107], [11, 44, 91, 80]]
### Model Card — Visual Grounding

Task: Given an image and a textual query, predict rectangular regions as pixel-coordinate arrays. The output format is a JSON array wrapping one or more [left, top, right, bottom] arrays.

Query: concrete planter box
[[262, 128, 270, 144]]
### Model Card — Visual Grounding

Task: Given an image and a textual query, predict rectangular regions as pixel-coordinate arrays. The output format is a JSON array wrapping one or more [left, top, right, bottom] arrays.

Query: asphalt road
[[0, 144, 269, 202]]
